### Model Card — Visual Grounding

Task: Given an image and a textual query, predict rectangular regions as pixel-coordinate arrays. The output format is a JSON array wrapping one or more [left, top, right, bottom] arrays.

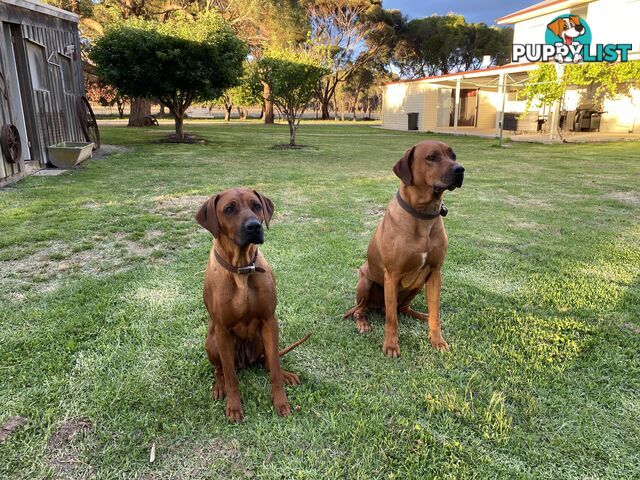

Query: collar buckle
[[237, 264, 256, 275]]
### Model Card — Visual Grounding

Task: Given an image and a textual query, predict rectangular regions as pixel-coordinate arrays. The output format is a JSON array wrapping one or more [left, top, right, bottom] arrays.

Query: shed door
[[10, 24, 44, 164]]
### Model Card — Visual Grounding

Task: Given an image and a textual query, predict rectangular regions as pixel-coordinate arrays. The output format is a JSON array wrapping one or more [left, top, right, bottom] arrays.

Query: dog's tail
[[279, 333, 312, 357], [343, 306, 357, 319]]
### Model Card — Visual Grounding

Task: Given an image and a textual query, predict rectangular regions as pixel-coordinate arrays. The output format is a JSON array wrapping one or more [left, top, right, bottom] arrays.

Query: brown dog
[[344, 141, 464, 357], [196, 188, 308, 421]]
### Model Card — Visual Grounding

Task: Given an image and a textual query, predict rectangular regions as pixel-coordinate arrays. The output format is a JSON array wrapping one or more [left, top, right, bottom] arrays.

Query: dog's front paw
[[383, 341, 400, 358], [430, 334, 449, 351], [225, 399, 244, 422], [273, 395, 292, 417]]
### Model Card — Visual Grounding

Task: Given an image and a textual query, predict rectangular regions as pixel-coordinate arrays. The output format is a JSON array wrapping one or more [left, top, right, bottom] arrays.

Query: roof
[[3, 0, 79, 23], [496, 0, 592, 24], [383, 63, 538, 87]]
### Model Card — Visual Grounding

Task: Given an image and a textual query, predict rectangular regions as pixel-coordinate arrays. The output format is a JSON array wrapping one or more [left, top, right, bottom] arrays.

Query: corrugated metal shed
[[0, 0, 85, 183]]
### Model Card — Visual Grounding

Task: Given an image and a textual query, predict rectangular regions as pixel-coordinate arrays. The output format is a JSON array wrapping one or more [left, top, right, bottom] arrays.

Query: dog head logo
[[512, 14, 631, 63], [544, 14, 592, 62], [547, 15, 586, 45]]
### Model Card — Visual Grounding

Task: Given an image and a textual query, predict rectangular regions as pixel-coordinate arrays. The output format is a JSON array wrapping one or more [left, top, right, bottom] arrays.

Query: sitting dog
[[196, 188, 309, 421], [547, 15, 585, 63], [344, 141, 464, 357]]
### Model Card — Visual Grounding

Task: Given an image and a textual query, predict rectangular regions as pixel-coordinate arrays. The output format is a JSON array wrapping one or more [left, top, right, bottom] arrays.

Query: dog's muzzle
[[238, 218, 264, 245], [447, 164, 465, 190]]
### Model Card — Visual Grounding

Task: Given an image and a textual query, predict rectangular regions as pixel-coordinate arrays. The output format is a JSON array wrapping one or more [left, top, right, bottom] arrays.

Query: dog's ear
[[196, 194, 221, 237], [569, 15, 581, 26], [547, 18, 564, 37], [393, 146, 416, 186], [253, 190, 274, 228]]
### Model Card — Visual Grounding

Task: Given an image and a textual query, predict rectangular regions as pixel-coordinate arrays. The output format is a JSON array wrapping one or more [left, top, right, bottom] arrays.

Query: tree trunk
[[128, 97, 151, 126], [224, 105, 232, 121], [263, 83, 274, 124], [159, 104, 166, 115], [258, 107, 264, 120], [321, 99, 331, 120], [174, 114, 184, 140], [288, 121, 296, 147]]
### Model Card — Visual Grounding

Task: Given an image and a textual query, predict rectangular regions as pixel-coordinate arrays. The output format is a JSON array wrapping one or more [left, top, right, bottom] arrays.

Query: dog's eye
[[223, 204, 235, 215], [426, 153, 438, 162], [449, 150, 457, 160], [252, 202, 262, 212]]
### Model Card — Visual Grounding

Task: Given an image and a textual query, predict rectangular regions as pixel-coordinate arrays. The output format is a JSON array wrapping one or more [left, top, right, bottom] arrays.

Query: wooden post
[[453, 78, 461, 132]]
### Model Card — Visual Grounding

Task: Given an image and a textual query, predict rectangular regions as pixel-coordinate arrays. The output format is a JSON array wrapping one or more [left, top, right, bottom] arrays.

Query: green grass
[[0, 122, 639, 479]]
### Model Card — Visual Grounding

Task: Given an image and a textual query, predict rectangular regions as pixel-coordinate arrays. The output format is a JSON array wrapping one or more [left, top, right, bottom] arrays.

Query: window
[[26, 41, 48, 91], [58, 53, 73, 93]]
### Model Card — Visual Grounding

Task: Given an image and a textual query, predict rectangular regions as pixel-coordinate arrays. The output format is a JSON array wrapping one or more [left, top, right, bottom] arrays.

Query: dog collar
[[396, 190, 448, 220], [214, 249, 266, 275]]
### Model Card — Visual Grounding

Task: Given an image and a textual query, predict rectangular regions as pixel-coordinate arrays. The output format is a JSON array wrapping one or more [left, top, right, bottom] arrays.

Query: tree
[[304, 0, 386, 119], [91, 12, 247, 140], [85, 79, 127, 118], [257, 47, 327, 146], [394, 14, 512, 78], [208, 1, 308, 124], [521, 61, 640, 113], [343, 65, 375, 120]]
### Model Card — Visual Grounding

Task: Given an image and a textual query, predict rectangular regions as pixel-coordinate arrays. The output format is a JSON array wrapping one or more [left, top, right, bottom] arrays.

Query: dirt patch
[[0, 231, 165, 300], [157, 134, 207, 144], [152, 195, 208, 220], [0, 416, 28, 443], [504, 196, 550, 208], [622, 323, 640, 334], [48, 417, 92, 448], [92, 144, 132, 160], [270, 144, 311, 150], [606, 191, 640, 207], [142, 437, 247, 479], [46, 417, 94, 477]]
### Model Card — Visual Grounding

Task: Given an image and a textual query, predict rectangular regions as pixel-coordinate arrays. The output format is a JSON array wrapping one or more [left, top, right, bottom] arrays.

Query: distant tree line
[[46, 1, 513, 136]]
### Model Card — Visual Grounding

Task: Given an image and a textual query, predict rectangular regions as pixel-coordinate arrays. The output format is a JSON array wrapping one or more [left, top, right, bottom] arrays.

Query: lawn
[[0, 122, 639, 479]]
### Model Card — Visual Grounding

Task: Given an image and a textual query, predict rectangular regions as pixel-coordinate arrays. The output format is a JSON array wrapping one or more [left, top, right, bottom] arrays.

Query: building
[[381, 0, 640, 140], [0, 0, 89, 184]]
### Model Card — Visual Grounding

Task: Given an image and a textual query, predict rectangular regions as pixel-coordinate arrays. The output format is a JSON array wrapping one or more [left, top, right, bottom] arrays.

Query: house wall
[[477, 90, 498, 129], [382, 81, 437, 131]]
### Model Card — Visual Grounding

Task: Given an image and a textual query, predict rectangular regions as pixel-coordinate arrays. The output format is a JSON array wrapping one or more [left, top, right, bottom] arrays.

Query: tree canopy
[[394, 14, 512, 78], [90, 11, 247, 140], [258, 47, 328, 145]]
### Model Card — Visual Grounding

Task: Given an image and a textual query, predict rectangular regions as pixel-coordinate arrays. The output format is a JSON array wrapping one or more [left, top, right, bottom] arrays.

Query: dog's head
[[196, 188, 274, 246], [547, 15, 585, 40], [393, 140, 464, 194]]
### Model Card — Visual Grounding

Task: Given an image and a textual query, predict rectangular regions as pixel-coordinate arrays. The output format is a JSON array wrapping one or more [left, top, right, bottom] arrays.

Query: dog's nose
[[244, 219, 263, 233], [453, 165, 465, 175]]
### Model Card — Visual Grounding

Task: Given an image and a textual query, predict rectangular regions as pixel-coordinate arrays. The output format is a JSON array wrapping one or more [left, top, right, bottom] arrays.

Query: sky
[[384, 0, 537, 25]]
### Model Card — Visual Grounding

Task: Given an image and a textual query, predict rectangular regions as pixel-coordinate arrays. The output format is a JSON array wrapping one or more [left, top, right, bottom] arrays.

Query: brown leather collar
[[396, 190, 448, 220], [214, 249, 266, 275]]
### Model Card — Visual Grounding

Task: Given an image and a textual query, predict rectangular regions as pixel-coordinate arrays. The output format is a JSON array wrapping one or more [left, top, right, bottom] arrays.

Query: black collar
[[214, 249, 265, 275], [396, 190, 448, 220]]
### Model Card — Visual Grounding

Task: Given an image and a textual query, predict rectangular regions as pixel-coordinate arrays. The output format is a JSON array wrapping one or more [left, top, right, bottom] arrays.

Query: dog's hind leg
[[351, 264, 375, 333], [206, 327, 226, 400], [398, 289, 429, 322]]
